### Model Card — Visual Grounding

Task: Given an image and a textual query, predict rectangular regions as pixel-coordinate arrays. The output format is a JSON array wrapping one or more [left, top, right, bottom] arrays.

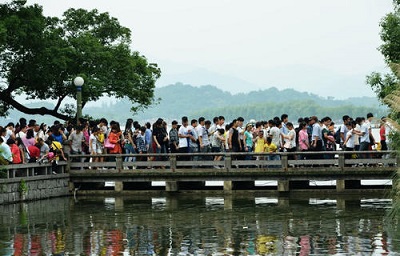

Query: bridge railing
[[67, 150, 398, 172], [0, 150, 397, 180], [0, 162, 68, 179]]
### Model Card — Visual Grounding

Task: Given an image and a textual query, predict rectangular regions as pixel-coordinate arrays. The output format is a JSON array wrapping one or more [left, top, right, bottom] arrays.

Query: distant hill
[[129, 83, 386, 122], [1, 83, 387, 124]]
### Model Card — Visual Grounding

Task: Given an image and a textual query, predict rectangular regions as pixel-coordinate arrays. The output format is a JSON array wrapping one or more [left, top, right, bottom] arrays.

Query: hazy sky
[[27, 0, 394, 99]]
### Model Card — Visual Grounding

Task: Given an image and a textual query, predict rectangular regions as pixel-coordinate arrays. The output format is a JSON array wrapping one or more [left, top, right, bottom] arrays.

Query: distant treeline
[[0, 83, 386, 124], [191, 101, 387, 124]]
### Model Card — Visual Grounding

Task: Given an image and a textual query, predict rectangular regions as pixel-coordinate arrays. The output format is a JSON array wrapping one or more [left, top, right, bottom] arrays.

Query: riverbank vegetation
[[367, 0, 400, 220]]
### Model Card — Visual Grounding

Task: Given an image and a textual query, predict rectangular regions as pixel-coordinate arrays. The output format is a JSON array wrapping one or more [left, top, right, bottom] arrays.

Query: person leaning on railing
[[0, 137, 13, 165], [6, 138, 22, 164]]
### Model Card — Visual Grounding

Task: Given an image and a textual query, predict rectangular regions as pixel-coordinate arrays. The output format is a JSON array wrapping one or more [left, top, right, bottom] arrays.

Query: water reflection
[[0, 195, 398, 255]]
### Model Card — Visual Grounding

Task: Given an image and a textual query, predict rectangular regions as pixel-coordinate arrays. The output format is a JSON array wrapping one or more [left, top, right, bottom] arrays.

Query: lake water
[[0, 194, 399, 255]]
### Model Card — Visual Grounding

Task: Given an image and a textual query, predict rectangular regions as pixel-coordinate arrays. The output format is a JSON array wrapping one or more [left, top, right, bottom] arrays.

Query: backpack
[[50, 141, 61, 155], [334, 125, 341, 144]]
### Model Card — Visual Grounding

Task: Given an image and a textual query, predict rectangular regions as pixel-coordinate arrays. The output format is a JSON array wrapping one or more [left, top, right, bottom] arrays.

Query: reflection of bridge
[[0, 195, 394, 255], [67, 150, 397, 193]]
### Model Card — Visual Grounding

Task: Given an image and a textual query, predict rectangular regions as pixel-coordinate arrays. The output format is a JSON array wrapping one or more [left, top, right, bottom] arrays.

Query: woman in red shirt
[[107, 123, 122, 154], [6, 138, 22, 164]]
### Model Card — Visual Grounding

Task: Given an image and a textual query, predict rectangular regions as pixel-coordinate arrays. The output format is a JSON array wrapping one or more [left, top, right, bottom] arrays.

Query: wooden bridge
[[1, 150, 398, 195], [67, 150, 398, 193]]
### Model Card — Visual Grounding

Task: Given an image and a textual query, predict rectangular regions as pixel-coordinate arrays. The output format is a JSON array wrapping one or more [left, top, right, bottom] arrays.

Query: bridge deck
[[1, 150, 398, 193], [66, 151, 397, 192]]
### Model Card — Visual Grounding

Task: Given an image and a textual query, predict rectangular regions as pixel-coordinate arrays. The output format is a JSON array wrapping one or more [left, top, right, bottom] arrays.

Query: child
[[253, 130, 266, 154], [265, 137, 278, 155], [89, 127, 101, 168], [265, 137, 280, 167], [211, 128, 225, 168], [136, 126, 147, 168], [253, 130, 266, 165]]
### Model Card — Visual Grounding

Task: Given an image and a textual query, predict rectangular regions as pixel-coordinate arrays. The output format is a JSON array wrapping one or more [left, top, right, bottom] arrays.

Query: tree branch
[[1, 94, 70, 120], [4, 77, 23, 93], [54, 93, 68, 112]]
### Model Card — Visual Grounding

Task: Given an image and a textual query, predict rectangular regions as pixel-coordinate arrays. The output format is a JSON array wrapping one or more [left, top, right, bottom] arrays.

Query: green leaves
[[380, 12, 400, 64], [0, 1, 160, 120], [366, 72, 398, 102], [367, 3, 400, 110]]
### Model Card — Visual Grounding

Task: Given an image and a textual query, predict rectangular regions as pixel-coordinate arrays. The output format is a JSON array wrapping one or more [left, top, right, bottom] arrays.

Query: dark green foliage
[[367, 2, 400, 105], [0, 1, 160, 120], [0, 166, 7, 179]]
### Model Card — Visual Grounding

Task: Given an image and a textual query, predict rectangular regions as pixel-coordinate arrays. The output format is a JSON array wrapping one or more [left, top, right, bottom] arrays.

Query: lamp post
[[73, 76, 84, 124]]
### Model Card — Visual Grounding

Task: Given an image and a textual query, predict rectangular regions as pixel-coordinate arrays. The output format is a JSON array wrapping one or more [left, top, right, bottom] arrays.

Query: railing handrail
[[66, 150, 398, 158], [1, 150, 397, 181]]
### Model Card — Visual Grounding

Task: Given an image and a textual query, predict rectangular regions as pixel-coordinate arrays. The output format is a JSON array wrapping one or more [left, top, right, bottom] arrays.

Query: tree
[[0, 1, 161, 121], [366, 1, 400, 103]]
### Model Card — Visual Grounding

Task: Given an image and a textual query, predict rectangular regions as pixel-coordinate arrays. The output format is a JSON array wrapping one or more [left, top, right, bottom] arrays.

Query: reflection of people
[[299, 235, 311, 256], [283, 235, 297, 255], [256, 235, 277, 254]]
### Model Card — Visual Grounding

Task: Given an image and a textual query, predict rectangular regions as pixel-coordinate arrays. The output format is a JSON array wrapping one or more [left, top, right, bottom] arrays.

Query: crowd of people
[[0, 113, 393, 168]]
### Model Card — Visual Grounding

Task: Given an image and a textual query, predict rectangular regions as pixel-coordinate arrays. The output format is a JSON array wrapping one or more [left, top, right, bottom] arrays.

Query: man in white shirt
[[188, 119, 199, 155], [69, 126, 84, 155], [208, 116, 219, 137], [339, 115, 351, 149], [216, 116, 225, 130], [268, 120, 281, 149], [359, 113, 375, 159], [178, 116, 194, 162], [310, 116, 324, 159], [358, 116, 370, 159], [4, 122, 15, 141]]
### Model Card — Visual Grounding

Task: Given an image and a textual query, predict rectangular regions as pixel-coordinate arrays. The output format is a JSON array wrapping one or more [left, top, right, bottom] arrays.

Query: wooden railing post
[[66, 157, 71, 173], [224, 154, 232, 171], [170, 154, 177, 172], [338, 151, 345, 170], [281, 153, 288, 171], [116, 155, 123, 171]]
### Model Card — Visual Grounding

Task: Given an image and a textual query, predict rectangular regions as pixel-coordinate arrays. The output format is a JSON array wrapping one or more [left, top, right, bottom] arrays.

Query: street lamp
[[73, 76, 84, 124]]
